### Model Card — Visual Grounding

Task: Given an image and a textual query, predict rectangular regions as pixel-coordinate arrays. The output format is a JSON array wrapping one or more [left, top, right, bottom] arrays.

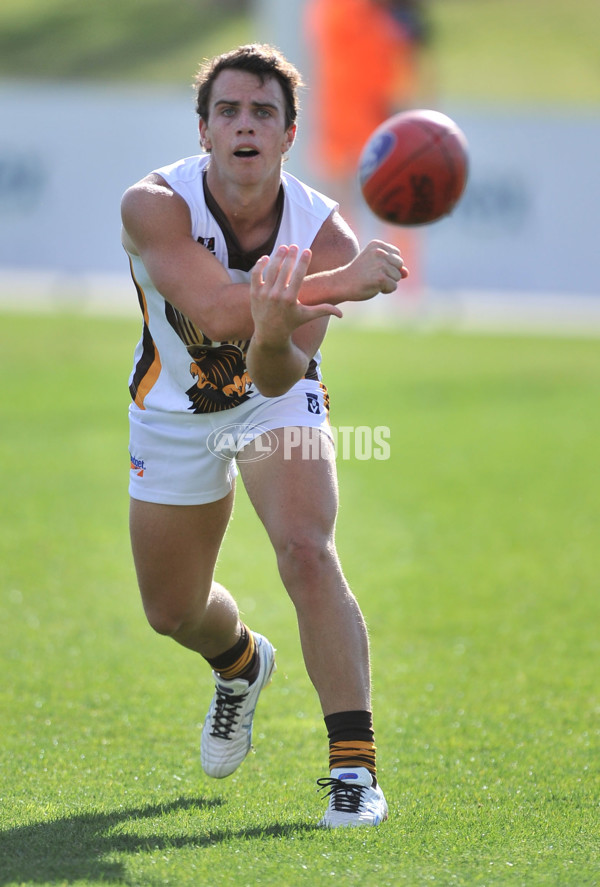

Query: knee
[[276, 532, 338, 596], [142, 597, 205, 639], [144, 605, 187, 638]]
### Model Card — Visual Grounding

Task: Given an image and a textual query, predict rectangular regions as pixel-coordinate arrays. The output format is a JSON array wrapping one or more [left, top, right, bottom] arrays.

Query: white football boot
[[317, 767, 389, 828], [201, 632, 276, 779]]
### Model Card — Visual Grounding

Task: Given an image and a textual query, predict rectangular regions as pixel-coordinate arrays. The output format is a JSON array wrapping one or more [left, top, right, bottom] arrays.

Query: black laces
[[210, 687, 247, 740], [317, 777, 365, 814]]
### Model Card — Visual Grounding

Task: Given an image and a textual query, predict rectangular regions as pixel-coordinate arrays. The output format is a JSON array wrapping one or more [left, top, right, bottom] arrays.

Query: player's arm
[[298, 210, 408, 307], [120, 175, 255, 341], [121, 180, 406, 344], [246, 247, 342, 398], [247, 211, 409, 398], [246, 212, 367, 397], [280, 210, 360, 382], [282, 209, 408, 379]]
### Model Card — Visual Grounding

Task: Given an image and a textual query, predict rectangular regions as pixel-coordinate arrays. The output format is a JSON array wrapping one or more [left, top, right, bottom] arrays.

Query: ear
[[199, 118, 211, 153], [282, 123, 297, 154]]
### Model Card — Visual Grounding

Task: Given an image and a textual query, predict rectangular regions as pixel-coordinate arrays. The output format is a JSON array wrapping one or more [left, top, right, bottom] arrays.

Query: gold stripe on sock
[[329, 740, 377, 777], [216, 630, 256, 680]]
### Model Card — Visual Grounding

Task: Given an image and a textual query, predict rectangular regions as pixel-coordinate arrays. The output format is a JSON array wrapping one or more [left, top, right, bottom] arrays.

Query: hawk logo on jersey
[[187, 342, 253, 413], [163, 301, 253, 412]]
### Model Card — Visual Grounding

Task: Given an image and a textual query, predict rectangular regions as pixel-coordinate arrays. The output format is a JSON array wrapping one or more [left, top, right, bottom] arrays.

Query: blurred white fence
[[0, 80, 598, 331]]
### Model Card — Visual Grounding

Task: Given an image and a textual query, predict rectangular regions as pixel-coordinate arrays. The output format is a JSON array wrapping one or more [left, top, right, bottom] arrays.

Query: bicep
[[308, 210, 360, 274], [121, 181, 230, 293], [120, 180, 239, 329]]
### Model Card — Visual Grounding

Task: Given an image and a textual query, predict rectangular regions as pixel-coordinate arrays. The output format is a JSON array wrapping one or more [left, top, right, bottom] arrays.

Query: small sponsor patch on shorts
[[130, 453, 146, 477]]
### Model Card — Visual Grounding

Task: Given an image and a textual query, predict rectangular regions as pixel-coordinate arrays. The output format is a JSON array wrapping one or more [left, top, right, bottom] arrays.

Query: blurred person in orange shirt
[[305, 0, 434, 291]]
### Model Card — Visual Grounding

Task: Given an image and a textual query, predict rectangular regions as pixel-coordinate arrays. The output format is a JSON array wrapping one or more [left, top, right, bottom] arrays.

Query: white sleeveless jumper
[[125, 154, 337, 415]]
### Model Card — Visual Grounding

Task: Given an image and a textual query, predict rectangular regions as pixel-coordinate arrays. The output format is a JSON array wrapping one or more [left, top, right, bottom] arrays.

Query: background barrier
[[0, 80, 598, 326]]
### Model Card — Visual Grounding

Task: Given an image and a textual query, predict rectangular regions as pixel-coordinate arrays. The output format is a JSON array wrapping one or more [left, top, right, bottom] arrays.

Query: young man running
[[121, 44, 407, 827]]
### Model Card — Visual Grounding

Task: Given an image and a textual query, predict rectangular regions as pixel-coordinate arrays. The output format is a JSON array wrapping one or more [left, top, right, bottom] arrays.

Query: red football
[[358, 109, 469, 226]]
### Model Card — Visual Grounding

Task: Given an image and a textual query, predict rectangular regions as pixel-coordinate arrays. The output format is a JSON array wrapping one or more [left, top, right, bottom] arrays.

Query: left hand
[[250, 245, 343, 348]]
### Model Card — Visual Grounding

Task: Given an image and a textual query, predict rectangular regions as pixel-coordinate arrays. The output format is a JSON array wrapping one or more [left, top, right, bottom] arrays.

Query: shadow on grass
[[1, 796, 317, 884]]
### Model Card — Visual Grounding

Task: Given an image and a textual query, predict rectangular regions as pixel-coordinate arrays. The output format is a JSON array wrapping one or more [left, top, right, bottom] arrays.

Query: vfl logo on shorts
[[306, 392, 320, 414]]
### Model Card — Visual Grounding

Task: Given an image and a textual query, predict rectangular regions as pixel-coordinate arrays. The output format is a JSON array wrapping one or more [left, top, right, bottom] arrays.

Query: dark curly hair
[[194, 43, 303, 130]]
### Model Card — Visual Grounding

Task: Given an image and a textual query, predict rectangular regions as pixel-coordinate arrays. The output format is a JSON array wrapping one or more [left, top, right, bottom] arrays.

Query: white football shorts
[[128, 379, 332, 505]]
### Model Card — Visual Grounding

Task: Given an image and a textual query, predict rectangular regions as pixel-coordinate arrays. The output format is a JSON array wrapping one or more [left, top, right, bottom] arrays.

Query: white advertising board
[[0, 81, 598, 317]]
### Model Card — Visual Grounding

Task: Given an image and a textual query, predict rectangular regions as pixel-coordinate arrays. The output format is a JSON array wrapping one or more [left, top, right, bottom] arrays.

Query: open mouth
[[234, 148, 259, 158]]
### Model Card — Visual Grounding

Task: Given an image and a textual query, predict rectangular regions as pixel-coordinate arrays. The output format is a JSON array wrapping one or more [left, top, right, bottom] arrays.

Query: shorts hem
[[129, 482, 233, 506]]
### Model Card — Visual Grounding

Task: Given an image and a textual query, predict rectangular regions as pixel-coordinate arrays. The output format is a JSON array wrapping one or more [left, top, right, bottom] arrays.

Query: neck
[[206, 162, 281, 212], [205, 163, 283, 247]]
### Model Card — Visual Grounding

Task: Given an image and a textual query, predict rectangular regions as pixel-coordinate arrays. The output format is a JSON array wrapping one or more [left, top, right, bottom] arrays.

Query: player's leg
[[238, 429, 370, 714], [128, 405, 276, 778], [238, 427, 387, 825], [130, 493, 276, 778], [129, 493, 239, 657]]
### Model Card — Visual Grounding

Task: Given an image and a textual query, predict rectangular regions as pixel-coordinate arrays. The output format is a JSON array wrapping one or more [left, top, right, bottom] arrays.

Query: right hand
[[250, 245, 343, 349], [342, 239, 409, 300]]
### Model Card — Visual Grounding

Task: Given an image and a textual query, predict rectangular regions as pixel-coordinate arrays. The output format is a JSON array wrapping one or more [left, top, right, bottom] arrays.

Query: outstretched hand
[[250, 245, 343, 348], [343, 239, 409, 301]]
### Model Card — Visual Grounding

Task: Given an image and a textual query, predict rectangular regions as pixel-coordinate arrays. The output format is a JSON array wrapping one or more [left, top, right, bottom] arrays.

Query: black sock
[[205, 625, 260, 684], [324, 710, 377, 782]]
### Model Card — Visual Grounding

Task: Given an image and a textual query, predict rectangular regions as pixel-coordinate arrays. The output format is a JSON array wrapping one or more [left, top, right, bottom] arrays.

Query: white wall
[[0, 81, 598, 308], [0, 81, 199, 280], [424, 105, 600, 297]]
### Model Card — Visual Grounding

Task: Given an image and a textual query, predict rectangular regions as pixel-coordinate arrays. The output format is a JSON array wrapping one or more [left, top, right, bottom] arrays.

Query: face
[[199, 69, 296, 187]]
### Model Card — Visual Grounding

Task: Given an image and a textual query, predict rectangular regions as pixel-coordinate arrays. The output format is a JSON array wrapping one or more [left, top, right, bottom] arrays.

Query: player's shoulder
[[122, 173, 170, 202], [280, 170, 357, 268], [122, 155, 207, 204], [120, 166, 195, 244], [120, 174, 178, 233], [154, 154, 209, 185]]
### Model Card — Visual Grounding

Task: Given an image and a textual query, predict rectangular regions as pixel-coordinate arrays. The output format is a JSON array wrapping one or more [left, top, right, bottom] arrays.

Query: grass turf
[[1, 313, 598, 886]]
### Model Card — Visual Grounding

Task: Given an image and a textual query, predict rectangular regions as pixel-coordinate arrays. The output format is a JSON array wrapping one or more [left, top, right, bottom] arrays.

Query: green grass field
[[1, 313, 598, 886]]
